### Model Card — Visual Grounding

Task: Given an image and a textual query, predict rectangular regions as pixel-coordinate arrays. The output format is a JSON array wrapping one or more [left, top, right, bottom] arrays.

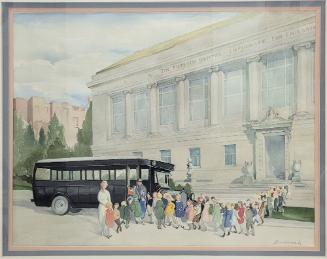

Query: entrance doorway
[[265, 135, 285, 179]]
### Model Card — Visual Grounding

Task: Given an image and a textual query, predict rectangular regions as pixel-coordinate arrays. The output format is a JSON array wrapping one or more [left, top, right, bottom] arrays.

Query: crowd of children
[[102, 184, 290, 238]]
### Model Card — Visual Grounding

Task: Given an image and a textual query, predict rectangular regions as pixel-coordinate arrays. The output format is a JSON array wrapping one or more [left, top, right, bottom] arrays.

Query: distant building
[[88, 12, 316, 205], [13, 96, 87, 147]]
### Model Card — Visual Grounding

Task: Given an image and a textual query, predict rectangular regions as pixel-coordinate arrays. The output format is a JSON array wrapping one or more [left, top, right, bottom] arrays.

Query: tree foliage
[[73, 102, 93, 157]]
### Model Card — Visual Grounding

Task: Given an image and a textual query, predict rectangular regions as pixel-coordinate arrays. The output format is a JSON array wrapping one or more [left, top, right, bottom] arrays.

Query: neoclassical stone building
[[88, 12, 316, 195]]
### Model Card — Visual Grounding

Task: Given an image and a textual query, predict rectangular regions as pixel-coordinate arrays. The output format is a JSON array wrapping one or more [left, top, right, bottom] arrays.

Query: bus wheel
[[51, 196, 69, 215]]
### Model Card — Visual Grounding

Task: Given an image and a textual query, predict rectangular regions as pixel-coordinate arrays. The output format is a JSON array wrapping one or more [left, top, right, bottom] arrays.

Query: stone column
[[247, 55, 262, 121], [106, 95, 112, 139], [92, 94, 107, 145], [217, 70, 225, 122], [175, 75, 186, 130], [124, 90, 134, 137], [294, 41, 315, 114], [209, 66, 219, 125], [149, 82, 158, 134]]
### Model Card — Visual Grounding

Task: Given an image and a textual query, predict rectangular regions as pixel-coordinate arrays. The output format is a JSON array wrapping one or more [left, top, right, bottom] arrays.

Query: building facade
[[88, 12, 316, 191], [14, 96, 87, 147]]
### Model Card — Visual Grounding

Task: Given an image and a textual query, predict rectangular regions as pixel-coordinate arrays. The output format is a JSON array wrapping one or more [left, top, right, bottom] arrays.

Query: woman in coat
[[97, 181, 112, 238], [154, 192, 165, 229], [221, 203, 233, 237]]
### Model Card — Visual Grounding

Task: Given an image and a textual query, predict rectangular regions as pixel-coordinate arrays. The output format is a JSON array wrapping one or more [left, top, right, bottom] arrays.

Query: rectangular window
[[159, 82, 176, 125], [81, 170, 86, 180], [141, 169, 149, 180], [112, 95, 125, 133], [129, 168, 137, 180], [62, 171, 70, 181], [109, 170, 115, 180], [160, 150, 171, 163], [116, 169, 126, 180], [189, 148, 201, 167], [101, 170, 110, 180], [71, 170, 81, 181], [262, 51, 294, 108], [134, 91, 148, 130], [225, 144, 236, 166], [35, 168, 51, 180], [224, 70, 243, 115], [94, 170, 100, 180], [189, 76, 208, 121], [86, 170, 93, 180]]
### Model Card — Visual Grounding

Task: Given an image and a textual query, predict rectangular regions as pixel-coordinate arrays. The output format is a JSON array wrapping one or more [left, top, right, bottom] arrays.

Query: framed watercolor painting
[[2, 1, 325, 256]]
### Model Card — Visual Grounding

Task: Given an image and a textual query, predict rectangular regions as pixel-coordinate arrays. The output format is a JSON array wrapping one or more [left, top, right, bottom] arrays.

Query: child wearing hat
[[154, 192, 165, 229], [105, 202, 115, 235], [174, 194, 185, 229], [164, 195, 175, 227], [131, 195, 142, 224], [183, 200, 194, 230], [113, 203, 122, 233]]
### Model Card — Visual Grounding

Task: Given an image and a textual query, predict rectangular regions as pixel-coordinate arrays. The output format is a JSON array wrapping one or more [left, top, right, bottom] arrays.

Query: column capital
[[246, 54, 262, 63], [293, 41, 315, 51], [209, 65, 220, 73], [175, 75, 186, 83], [123, 90, 132, 95], [147, 82, 158, 89]]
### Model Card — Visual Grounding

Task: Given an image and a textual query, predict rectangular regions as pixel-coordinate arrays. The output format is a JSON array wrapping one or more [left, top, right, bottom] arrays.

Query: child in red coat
[[105, 202, 115, 230]]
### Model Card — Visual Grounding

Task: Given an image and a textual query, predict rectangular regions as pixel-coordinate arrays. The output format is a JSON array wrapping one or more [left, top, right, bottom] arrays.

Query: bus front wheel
[[51, 196, 70, 215]]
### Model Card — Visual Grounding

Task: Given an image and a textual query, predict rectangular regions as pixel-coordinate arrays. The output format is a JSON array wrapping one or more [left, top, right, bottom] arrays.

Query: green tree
[[46, 113, 69, 158], [38, 127, 46, 146], [73, 102, 93, 157], [13, 112, 25, 176], [47, 113, 66, 147]]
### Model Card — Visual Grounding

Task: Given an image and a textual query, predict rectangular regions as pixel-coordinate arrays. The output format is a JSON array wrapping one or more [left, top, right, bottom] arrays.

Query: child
[[200, 197, 211, 231], [140, 193, 147, 225], [221, 203, 233, 237], [230, 203, 238, 233], [183, 200, 194, 230], [245, 203, 255, 236], [127, 185, 134, 197], [192, 200, 202, 230], [212, 199, 222, 232], [237, 201, 245, 234], [164, 195, 175, 227], [105, 202, 115, 237], [174, 194, 185, 229], [146, 193, 154, 224], [131, 195, 142, 224], [119, 200, 132, 229], [154, 192, 165, 229], [113, 203, 122, 233]]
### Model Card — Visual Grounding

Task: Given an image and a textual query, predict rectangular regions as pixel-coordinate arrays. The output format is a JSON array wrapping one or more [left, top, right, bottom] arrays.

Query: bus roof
[[35, 156, 174, 172]]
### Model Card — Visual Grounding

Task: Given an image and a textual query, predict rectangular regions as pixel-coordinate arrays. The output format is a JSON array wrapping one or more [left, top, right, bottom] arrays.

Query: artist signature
[[273, 240, 302, 245]]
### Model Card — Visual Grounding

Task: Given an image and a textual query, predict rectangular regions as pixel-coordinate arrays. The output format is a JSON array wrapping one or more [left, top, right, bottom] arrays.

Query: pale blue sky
[[14, 12, 236, 107]]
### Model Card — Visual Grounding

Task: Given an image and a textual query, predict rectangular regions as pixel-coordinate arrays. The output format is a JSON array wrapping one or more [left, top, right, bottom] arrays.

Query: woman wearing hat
[[97, 180, 112, 238]]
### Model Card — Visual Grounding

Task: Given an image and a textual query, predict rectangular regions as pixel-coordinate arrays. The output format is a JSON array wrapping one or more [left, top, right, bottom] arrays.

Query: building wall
[[89, 13, 317, 186], [14, 96, 86, 147]]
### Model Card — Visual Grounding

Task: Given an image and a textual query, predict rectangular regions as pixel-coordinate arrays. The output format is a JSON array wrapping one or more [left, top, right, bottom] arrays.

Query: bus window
[[86, 170, 93, 180], [57, 171, 62, 180], [62, 171, 70, 181], [141, 169, 149, 180], [81, 170, 86, 180], [109, 170, 115, 180], [35, 168, 51, 180], [129, 169, 137, 180], [72, 170, 81, 181], [94, 170, 100, 180], [101, 170, 109, 180], [116, 169, 126, 180], [50, 170, 56, 180]]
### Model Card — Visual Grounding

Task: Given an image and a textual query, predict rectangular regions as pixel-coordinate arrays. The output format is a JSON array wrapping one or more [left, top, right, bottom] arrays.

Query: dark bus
[[31, 156, 174, 215]]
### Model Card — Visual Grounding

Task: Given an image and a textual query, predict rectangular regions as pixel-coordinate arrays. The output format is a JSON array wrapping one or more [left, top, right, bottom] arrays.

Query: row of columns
[[105, 41, 314, 139]]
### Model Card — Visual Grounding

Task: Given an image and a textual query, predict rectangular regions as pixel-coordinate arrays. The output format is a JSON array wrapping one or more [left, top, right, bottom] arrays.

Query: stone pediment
[[244, 107, 293, 132]]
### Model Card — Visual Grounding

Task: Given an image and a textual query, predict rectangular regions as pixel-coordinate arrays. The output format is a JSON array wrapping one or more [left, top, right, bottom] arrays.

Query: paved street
[[13, 191, 314, 248]]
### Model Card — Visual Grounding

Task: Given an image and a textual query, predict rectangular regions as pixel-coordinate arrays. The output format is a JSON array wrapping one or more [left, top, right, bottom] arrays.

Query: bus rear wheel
[[51, 196, 69, 215]]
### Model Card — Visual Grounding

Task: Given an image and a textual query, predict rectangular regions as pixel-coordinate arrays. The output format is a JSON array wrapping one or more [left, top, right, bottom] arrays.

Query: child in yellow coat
[[164, 195, 175, 227]]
